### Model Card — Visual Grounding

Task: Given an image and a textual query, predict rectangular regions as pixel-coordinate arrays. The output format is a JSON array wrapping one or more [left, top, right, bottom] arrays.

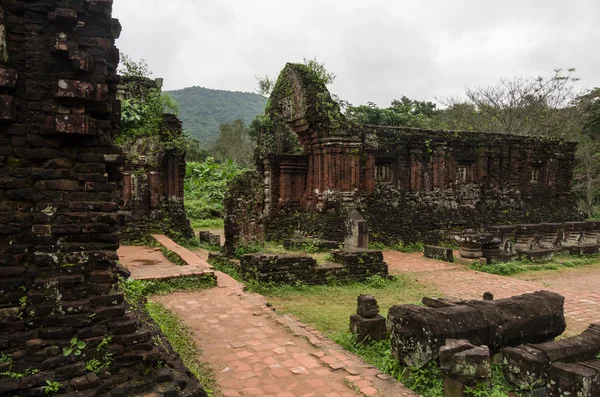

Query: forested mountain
[[167, 86, 267, 145]]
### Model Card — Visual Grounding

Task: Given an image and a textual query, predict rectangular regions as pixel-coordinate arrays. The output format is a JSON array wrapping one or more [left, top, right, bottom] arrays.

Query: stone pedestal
[[583, 220, 600, 245], [487, 225, 517, 255], [539, 223, 563, 250], [563, 222, 586, 248], [515, 224, 541, 252], [455, 233, 482, 259], [350, 295, 387, 343], [480, 234, 506, 263]]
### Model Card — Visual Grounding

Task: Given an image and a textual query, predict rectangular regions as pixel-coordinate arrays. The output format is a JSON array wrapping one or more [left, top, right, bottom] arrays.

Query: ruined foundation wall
[[226, 62, 580, 249], [0, 2, 205, 395], [357, 126, 580, 244], [223, 170, 264, 255]]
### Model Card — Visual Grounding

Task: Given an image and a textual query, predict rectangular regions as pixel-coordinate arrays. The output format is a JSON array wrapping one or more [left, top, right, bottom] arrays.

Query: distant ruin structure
[[225, 63, 580, 248], [0, 1, 205, 395], [118, 76, 193, 241]]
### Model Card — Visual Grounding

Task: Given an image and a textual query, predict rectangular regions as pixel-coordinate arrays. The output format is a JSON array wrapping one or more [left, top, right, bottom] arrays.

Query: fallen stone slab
[[388, 291, 565, 368], [503, 324, 600, 390], [424, 245, 453, 262]]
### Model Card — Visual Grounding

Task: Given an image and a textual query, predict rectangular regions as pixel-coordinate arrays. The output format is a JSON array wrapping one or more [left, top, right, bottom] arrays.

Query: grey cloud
[[112, 0, 600, 106]]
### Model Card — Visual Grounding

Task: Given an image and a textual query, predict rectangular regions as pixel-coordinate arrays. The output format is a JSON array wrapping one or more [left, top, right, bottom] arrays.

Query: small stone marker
[[350, 295, 386, 343], [482, 292, 494, 301], [345, 210, 369, 249]]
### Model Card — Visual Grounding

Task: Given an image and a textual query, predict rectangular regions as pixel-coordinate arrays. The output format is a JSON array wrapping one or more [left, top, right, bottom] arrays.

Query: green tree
[[345, 96, 441, 128], [212, 119, 255, 166], [117, 54, 190, 161]]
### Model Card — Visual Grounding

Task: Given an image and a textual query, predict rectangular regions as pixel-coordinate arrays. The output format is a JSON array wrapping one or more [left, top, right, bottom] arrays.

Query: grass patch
[[146, 301, 218, 396], [160, 246, 186, 266], [260, 274, 435, 335], [470, 254, 600, 276], [191, 218, 224, 229], [335, 332, 513, 397]]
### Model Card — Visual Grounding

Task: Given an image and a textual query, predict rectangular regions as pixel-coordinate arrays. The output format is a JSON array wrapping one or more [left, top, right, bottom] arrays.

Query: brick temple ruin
[[0, 1, 206, 395], [118, 76, 193, 241], [225, 63, 580, 249]]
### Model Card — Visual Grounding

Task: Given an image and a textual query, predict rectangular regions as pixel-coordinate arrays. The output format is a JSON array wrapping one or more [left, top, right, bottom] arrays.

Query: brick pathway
[[124, 236, 418, 397], [118, 244, 214, 281], [153, 270, 418, 397], [383, 251, 600, 336]]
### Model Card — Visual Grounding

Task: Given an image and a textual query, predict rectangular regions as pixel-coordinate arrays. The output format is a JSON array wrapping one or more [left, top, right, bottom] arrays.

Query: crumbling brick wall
[[118, 77, 194, 242], [225, 63, 581, 248], [0, 1, 205, 395]]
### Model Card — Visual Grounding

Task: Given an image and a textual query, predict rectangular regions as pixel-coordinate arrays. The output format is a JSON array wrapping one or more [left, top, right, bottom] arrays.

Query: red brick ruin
[[118, 77, 193, 241], [0, 1, 205, 395], [225, 63, 580, 250]]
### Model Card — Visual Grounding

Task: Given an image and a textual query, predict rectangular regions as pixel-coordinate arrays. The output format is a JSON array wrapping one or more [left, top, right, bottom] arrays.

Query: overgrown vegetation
[[118, 55, 191, 165], [184, 158, 246, 227], [470, 254, 600, 276]]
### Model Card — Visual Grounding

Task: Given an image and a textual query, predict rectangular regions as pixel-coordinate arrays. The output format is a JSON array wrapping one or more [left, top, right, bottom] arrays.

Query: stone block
[[0, 67, 18, 88], [0, 95, 16, 121], [569, 245, 599, 256], [440, 339, 475, 370], [487, 225, 517, 255], [449, 346, 491, 378], [504, 324, 600, 389], [520, 248, 554, 262], [350, 314, 387, 343], [424, 245, 453, 262], [357, 294, 379, 318], [546, 360, 600, 397]]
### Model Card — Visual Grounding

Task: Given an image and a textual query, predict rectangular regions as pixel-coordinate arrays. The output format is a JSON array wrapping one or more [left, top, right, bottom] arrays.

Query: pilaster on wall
[[0, 1, 205, 395]]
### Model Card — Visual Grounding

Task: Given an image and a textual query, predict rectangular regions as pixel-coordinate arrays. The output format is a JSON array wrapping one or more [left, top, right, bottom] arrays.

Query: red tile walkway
[[124, 237, 418, 397]]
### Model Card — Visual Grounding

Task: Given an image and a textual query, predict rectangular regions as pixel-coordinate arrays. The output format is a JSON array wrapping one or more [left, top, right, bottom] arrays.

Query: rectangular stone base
[[547, 361, 600, 397], [485, 254, 515, 264], [569, 245, 599, 256], [518, 249, 554, 262], [350, 314, 387, 343], [424, 245, 454, 262]]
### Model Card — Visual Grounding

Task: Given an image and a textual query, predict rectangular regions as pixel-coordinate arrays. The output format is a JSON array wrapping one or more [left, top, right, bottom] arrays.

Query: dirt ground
[[513, 262, 600, 293]]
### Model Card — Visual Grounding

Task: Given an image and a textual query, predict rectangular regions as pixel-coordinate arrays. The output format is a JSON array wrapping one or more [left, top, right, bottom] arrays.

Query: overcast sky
[[113, 0, 600, 107]]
